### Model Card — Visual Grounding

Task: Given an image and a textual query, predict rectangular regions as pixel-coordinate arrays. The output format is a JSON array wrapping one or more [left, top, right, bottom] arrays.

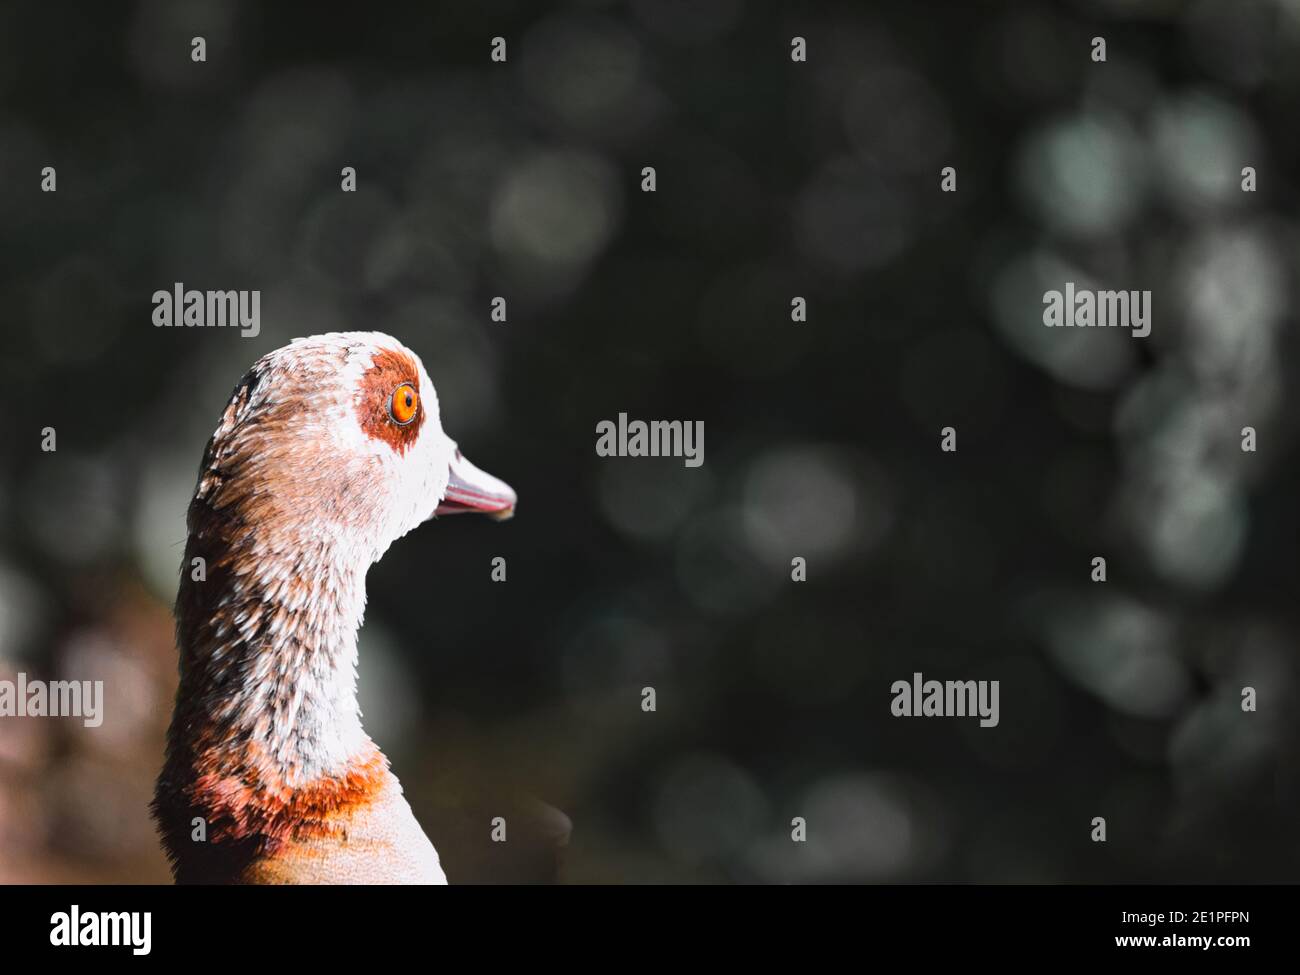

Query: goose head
[[192, 330, 515, 571]]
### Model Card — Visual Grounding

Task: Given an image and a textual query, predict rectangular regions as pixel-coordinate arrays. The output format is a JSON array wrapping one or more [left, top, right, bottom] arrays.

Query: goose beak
[[435, 448, 517, 521]]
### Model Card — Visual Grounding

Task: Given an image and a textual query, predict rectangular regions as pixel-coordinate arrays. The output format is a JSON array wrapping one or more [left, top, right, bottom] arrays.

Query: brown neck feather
[[153, 383, 387, 880]]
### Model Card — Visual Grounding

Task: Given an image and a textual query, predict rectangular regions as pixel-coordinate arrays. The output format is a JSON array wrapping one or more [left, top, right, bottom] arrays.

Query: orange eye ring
[[389, 383, 419, 425]]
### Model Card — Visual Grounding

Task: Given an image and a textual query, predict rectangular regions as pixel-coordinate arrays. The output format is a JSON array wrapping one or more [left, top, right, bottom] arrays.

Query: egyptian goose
[[152, 332, 515, 884]]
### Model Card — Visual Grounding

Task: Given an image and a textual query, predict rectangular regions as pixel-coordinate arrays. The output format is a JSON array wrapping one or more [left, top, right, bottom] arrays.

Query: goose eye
[[389, 383, 419, 425]]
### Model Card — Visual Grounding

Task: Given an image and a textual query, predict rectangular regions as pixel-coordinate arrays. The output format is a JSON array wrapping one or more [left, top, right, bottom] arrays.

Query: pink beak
[[435, 448, 517, 521]]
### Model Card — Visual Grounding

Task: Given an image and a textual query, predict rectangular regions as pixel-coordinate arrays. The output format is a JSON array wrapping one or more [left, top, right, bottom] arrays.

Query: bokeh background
[[1, 0, 1297, 883]]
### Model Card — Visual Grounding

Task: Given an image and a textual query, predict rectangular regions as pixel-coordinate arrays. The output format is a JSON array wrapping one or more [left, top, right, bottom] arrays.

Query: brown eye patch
[[357, 348, 424, 453]]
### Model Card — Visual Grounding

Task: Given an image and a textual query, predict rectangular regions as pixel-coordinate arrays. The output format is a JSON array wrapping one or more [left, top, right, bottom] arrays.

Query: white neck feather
[[176, 537, 375, 786]]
